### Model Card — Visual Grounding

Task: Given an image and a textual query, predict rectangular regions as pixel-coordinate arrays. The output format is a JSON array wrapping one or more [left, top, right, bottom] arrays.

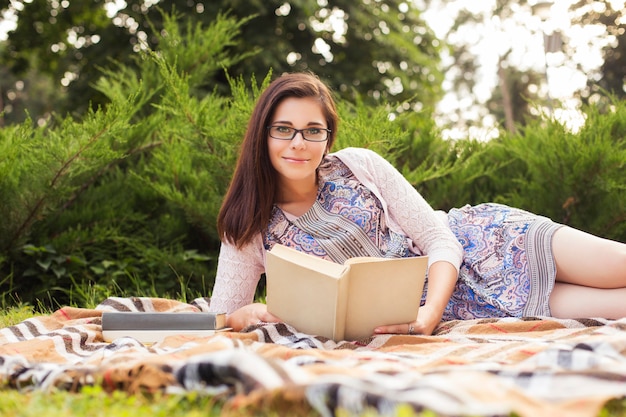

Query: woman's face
[[267, 97, 328, 190]]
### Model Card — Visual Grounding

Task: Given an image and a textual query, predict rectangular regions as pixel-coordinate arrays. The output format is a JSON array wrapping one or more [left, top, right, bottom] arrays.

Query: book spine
[[101, 312, 225, 330], [334, 271, 350, 341]]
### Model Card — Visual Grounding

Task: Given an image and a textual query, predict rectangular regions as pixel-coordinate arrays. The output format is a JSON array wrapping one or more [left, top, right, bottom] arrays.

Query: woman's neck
[[276, 176, 318, 217]]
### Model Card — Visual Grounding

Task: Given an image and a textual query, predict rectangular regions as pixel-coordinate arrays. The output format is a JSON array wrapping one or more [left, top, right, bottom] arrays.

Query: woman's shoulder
[[332, 147, 383, 164], [332, 147, 395, 173]]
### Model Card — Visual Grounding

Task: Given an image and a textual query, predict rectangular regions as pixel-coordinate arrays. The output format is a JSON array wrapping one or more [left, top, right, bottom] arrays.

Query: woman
[[210, 72, 626, 336]]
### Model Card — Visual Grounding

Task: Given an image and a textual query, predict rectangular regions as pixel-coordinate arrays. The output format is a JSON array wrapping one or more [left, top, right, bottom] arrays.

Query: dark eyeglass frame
[[267, 125, 331, 142]]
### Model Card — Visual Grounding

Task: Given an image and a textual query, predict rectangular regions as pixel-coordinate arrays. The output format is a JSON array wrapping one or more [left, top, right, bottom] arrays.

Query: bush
[[0, 12, 252, 307], [0, 11, 623, 309], [489, 102, 626, 241], [388, 101, 626, 243]]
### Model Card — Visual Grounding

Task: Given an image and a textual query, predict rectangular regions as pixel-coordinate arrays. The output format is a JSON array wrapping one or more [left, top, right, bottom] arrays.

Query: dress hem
[[522, 219, 563, 317]]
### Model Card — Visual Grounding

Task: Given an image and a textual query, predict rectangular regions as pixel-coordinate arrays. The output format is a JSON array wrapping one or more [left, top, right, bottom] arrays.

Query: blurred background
[[1, 0, 624, 138]]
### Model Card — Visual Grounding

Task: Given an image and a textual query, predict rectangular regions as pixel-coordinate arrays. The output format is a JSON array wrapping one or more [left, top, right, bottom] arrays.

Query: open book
[[101, 312, 228, 344], [265, 244, 428, 341]]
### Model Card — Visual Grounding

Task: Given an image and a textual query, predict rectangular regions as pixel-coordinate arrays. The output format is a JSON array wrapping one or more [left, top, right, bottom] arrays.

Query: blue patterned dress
[[263, 156, 561, 320], [444, 203, 559, 319]]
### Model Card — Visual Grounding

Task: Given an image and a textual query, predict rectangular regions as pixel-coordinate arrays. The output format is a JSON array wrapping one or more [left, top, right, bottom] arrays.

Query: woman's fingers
[[374, 322, 418, 335]]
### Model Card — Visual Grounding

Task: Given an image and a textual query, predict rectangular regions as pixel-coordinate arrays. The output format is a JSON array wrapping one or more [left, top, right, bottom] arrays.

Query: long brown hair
[[217, 72, 339, 248]]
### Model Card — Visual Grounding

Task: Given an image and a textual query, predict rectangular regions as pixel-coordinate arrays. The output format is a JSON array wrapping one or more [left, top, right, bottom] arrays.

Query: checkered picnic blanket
[[1, 297, 626, 417]]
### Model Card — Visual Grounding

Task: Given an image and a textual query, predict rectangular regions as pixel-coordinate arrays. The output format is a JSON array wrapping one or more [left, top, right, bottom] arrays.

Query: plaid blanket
[[1, 297, 626, 417]]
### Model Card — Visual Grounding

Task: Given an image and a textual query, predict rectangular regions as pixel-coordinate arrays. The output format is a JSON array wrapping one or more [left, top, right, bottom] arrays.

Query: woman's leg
[[549, 226, 626, 318], [550, 282, 626, 318], [552, 226, 626, 288]]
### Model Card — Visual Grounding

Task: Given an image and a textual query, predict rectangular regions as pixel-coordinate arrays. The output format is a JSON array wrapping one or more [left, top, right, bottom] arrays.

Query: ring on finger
[[408, 324, 415, 335]]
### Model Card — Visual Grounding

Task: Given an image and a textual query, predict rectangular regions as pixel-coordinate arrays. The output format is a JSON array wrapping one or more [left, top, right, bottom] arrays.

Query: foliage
[[0, 0, 443, 125], [571, 0, 626, 105], [486, 62, 545, 131], [420, 0, 626, 136], [408, 99, 625, 241], [0, 10, 624, 310], [383, 98, 626, 243], [494, 100, 626, 240], [0, 384, 444, 417], [0, 10, 431, 308], [0, 11, 253, 307], [0, 387, 223, 417]]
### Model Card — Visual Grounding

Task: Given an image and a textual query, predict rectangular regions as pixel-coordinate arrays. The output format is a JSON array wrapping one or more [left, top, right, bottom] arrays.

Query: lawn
[[0, 386, 420, 417], [0, 388, 221, 417]]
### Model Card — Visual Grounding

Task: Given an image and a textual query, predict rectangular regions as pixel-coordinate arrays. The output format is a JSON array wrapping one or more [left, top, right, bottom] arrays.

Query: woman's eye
[[306, 128, 321, 135], [276, 126, 292, 133]]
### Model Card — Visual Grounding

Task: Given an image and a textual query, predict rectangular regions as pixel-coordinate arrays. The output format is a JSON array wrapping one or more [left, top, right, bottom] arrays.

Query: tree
[[487, 59, 545, 132], [0, 12, 259, 305], [420, 0, 625, 138], [419, 0, 554, 137], [0, 0, 443, 125], [570, 0, 626, 105]]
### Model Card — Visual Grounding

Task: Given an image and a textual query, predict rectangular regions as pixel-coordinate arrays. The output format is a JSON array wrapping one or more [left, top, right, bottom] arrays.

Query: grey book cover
[[101, 312, 227, 330]]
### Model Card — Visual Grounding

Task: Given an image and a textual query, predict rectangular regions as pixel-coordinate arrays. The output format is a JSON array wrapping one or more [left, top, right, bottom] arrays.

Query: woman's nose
[[290, 131, 306, 148]]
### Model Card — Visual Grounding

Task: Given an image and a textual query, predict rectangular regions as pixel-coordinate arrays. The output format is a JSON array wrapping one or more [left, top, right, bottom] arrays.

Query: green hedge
[[0, 13, 624, 308]]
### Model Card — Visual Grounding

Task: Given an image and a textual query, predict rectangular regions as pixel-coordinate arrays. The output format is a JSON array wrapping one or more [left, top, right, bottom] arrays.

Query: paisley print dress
[[444, 203, 560, 320]]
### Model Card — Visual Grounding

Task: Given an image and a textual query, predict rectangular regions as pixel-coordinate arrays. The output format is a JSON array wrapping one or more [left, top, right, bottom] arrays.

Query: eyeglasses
[[267, 125, 331, 142]]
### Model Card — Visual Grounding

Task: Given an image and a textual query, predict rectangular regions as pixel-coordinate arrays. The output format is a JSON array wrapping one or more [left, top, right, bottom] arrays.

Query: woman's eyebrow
[[272, 120, 326, 126]]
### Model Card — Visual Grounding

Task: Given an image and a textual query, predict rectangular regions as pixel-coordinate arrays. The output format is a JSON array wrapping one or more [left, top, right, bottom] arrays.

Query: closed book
[[266, 244, 428, 341], [101, 312, 228, 343]]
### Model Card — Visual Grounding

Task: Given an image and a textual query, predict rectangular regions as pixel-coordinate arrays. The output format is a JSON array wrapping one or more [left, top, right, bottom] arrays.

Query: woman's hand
[[373, 260, 458, 336], [226, 303, 281, 331], [373, 303, 443, 336]]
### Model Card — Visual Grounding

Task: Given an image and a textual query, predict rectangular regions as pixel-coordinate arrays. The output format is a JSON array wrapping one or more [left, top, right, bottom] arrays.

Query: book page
[[102, 329, 229, 344], [265, 245, 428, 341], [343, 256, 428, 340], [344, 256, 388, 265], [266, 245, 349, 339], [268, 244, 346, 278]]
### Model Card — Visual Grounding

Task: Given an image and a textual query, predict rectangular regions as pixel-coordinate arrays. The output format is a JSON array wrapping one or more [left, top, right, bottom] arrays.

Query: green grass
[[0, 386, 438, 417], [0, 388, 221, 417], [0, 304, 38, 327], [0, 386, 424, 417]]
